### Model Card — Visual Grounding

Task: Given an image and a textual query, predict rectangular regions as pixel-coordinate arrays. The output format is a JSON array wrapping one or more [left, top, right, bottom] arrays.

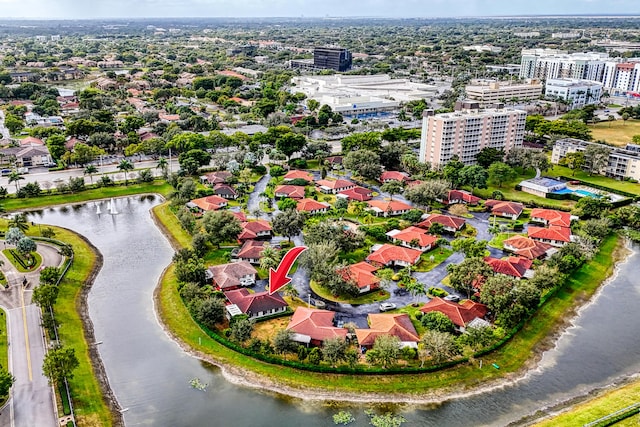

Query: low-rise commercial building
[[465, 80, 543, 105], [552, 138, 640, 180], [544, 78, 603, 109]]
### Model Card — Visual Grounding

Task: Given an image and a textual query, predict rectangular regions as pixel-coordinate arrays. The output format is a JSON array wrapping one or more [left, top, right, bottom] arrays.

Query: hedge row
[[557, 176, 638, 199]]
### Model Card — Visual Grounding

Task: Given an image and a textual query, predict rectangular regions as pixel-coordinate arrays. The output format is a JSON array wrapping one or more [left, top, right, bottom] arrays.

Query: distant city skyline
[[0, 0, 638, 19]]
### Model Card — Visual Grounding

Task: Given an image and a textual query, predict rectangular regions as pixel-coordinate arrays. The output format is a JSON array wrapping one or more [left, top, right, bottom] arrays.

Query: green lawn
[[488, 233, 524, 250], [1, 249, 42, 272], [0, 307, 7, 388], [546, 165, 640, 195], [414, 248, 453, 272], [589, 118, 640, 147], [309, 281, 390, 304]]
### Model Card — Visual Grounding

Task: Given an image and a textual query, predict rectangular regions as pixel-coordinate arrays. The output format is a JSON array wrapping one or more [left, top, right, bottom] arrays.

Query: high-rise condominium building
[[419, 102, 526, 168], [519, 49, 609, 81]]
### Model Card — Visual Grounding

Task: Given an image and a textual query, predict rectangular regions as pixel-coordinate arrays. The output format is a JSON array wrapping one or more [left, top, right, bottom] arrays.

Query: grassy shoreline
[[153, 198, 627, 398]]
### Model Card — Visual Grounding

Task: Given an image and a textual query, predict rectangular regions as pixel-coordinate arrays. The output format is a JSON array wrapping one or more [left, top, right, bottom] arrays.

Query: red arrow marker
[[269, 246, 307, 295]]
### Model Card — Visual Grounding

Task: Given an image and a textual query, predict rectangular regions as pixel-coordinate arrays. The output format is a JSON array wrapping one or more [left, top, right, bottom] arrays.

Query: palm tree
[[282, 284, 299, 299], [9, 213, 29, 233], [349, 201, 368, 221], [8, 171, 24, 191], [117, 159, 134, 186], [259, 244, 280, 271], [84, 165, 98, 185], [362, 212, 375, 225], [156, 157, 168, 176]]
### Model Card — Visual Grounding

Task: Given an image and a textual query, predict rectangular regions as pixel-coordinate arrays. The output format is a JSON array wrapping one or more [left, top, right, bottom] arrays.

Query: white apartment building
[[519, 49, 609, 81], [544, 79, 603, 109], [465, 80, 543, 105], [463, 45, 502, 53], [514, 31, 540, 38], [602, 62, 640, 94], [551, 32, 581, 39], [419, 103, 526, 167], [552, 138, 640, 180]]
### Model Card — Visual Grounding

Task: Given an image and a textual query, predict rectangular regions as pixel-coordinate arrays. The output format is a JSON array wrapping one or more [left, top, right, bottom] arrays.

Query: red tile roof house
[[201, 170, 233, 185], [380, 171, 410, 183], [485, 256, 534, 279], [355, 313, 420, 349], [235, 240, 267, 265], [20, 136, 44, 146], [224, 288, 288, 321], [529, 208, 574, 228], [315, 178, 356, 194], [326, 156, 343, 169], [336, 186, 373, 202], [286, 307, 348, 346], [527, 226, 572, 247], [337, 262, 380, 294], [484, 200, 524, 220], [208, 261, 257, 291], [386, 227, 438, 252], [438, 189, 481, 206], [420, 297, 488, 332], [274, 185, 305, 199], [238, 220, 273, 241], [367, 244, 422, 268], [366, 200, 412, 217], [213, 183, 239, 200], [283, 169, 314, 183], [503, 235, 554, 260], [187, 195, 228, 213], [417, 214, 466, 234], [296, 198, 330, 215]]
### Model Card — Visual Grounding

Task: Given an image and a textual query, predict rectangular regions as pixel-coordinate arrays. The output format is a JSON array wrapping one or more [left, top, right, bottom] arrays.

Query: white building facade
[[544, 79, 603, 109], [552, 138, 640, 180]]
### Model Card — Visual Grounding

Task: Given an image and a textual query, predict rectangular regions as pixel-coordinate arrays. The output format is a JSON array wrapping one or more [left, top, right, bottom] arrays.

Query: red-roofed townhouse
[[283, 169, 313, 183], [201, 170, 233, 185], [65, 137, 82, 151], [439, 189, 481, 206], [485, 200, 524, 220], [296, 198, 330, 215], [187, 195, 228, 213], [224, 288, 288, 320], [315, 179, 356, 194], [417, 214, 466, 234], [326, 156, 343, 169], [386, 227, 438, 252], [366, 200, 412, 217], [503, 235, 553, 260], [286, 307, 347, 346], [236, 240, 266, 265], [485, 256, 534, 279], [380, 171, 410, 183], [231, 211, 247, 222], [20, 136, 44, 146], [159, 113, 181, 122], [366, 244, 422, 267], [530, 208, 574, 228], [274, 185, 305, 199], [420, 297, 488, 331], [238, 220, 272, 241], [527, 226, 571, 247], [337, 262, 380, 293], [355, 313, 420, 349], [208, 261, 257, 290], [337, 186, 373, 202], [213, 183, 239, 200]]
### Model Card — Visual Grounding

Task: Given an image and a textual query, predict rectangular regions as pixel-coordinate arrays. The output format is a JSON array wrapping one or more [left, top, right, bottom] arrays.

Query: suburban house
[[417, 214, 466, 233], [232, 211, 247, 222], [420, 297, 488, 331], [519, 177, 568, 198], [366, 200, 412, 217], [366, 244, 422, 267], [485, 200, 524, 220], [485, 256, 534, 279], [530, 208, 574, 228], [296, 198, 330, 215], [439, 189, 481, 206], [326, 156, 343, 169], [20, 136, 44, 146], [187, 195, 228, 213], [238, 220, 272, 241], [201, 170, 232, 185], [235, 240, 266, 264], [337, 186, 373, 201], [337, 262, 380, 293], [386, 227, 438, 252], [380, 171, 410, 183], [208, 261, 257, 291], [355, 313, 420, 349], [528, 226, 572, 247], [315, 178, 356, 194], [224, 288, 288, 320], [286, 307, 348, 346], [213, 183, 239, 199], [503, 235, 554, 260], [283, 170, 314, 183], [274, 185, 306, 199], [15, 145, 53, 167]]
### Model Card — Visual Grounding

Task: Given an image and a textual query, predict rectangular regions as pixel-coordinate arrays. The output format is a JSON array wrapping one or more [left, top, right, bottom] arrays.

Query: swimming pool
[[574, 189, 601, 198]]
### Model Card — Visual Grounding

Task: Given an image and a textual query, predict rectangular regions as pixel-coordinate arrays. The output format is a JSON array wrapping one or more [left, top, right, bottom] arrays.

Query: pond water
[[30, 196, 640, 426]]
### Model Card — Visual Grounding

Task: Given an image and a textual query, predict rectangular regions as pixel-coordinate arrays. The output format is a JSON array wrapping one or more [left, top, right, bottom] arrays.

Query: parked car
[[393, 288, 409, 296], [1, 169, 11, 176], [379, 302, 397, 312], [444, 294, 460, 302]]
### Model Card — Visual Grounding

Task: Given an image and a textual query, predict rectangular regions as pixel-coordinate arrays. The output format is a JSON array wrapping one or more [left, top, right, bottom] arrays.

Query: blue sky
[[0, 0, 637, 19]]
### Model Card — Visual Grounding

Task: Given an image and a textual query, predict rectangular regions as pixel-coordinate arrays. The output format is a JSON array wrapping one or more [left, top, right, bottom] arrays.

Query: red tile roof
[[485, 256, 532, 278], [213, 183, 238, 197], [420, 297, 488, 327], [231, 211, 247, 222], [367, 244, 422, 266], [387, 226, 438, 248], [380, 171, 409, 182], [208, 261, 257, 290], [316, 178, 355, 191], [20, 136, 44, 146], [283, 170, 313, 182], [296, 198, 329, 213], [527, 226, 571, 243], [337, 186, 373, 201], [503, 235, 552, 259], [224, 288, 288, 315], [286, 307, 347, 342], [485, 200, 524, 217], [443, 189, 481, 205], [203, 171, 232, 184], [274, 185, 305, 199], [189, 195, 228, 211], [355, 313, 419, 346], [337, 262, 380, 289], [237, 240, 266, 260], [366, 199, 412, 214], [530, 208, 572, 228], [417, 214, 465, 231]]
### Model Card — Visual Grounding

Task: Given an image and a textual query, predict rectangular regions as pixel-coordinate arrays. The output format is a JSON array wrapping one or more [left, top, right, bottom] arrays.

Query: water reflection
[[30, 198, 640, 427]]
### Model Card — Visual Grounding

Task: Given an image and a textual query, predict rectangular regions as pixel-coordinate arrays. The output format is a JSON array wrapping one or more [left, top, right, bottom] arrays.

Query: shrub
[[289, 158, 308, 169], [429, 287, 448, 297], [252, 164, 267, 175], [269, 165, 285, 177]]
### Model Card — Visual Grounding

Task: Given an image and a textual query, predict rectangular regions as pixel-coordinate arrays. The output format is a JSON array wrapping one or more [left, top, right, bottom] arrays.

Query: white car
[[379, 302, 397, 312]]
